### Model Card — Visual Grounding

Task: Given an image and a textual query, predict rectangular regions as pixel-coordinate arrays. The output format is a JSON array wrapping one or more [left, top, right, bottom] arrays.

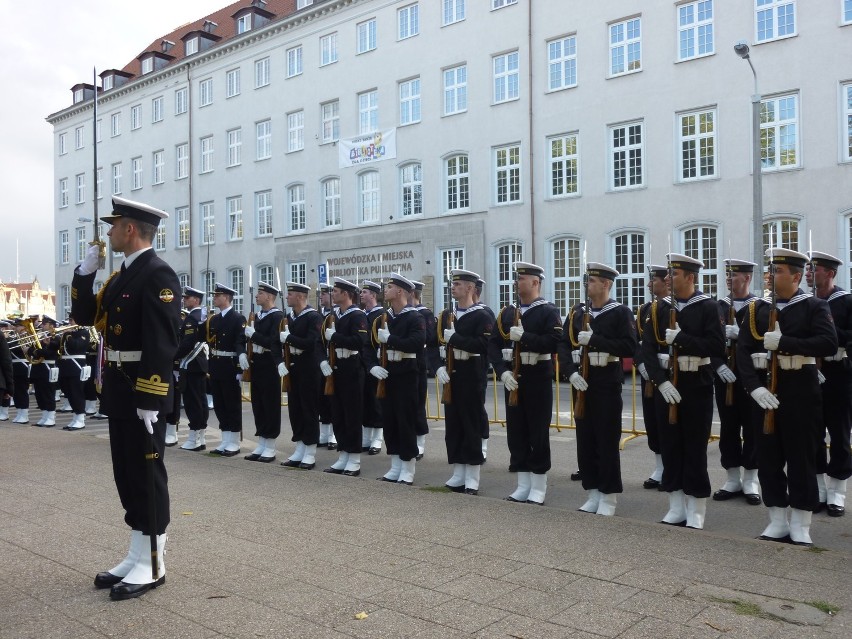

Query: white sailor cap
[[667, 253, 704, 273], [808, 251, 842, 270], [766, 248, 808, 268], [451, 269, 480, 283], [182, 286, 205, 300], [387, 272, 415, 291], [214, 282, 237, 296], [724, 259, 757, 273], [411, 280, 425, 292], [647, 264, 668, 277], [332, 277, 359, 294], [514, 261, 545, 279], [103, 196, 168, 226], [257, 282, 280, 296], [286, 282, 311, 294], [360, 280, 382, 294], [586, 262, 619, 280]]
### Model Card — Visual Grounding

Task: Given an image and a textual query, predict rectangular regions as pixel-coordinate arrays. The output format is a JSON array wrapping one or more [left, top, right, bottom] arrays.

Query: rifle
[[243, 272, 254, 384], [90, 67, 106, 269], [281, 315, 291, 392], [724, 260, 736, 406], [376, 312, 388, 399], [508, 299, 521, 407], [574, 267, 591, 418], [441, 310, 455, 404], [667, 254, 679, 425], [639, 304, 655, 399], [324, 312, 336, 395], [763, 258, 778, 435]]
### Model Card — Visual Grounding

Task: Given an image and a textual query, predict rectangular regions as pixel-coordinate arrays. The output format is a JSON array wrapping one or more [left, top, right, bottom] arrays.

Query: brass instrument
[[5, 322, 79, 350]]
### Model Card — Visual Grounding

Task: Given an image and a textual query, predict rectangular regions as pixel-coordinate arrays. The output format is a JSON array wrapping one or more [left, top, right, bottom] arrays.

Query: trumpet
[[6, 322, 80, 349]]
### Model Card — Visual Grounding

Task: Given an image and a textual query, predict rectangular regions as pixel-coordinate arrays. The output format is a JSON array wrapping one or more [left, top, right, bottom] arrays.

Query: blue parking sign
[[317, 263, 328, 284]]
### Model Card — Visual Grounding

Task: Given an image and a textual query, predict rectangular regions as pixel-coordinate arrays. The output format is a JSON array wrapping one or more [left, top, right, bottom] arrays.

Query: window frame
[[111, 163, 122, 195], [759, 93, 800, 172], [111, 112, 121, 137], [547, 34, 577, 92], [59, 178, 69, 208], [59, 230, 70, 264], [255, 190, 273, 237], [175, 87, 188, 115], [548, 132, 580, 198], [551, 237, 583, 318], [201, 201, 215, 245], [320, 33, 338, 66], [152, 150, 165, 185], [681, 225, 719, 296], [443, 64, 467, 116], [287, 111, 304, 153], [496, 242, 524, 308], [358, 90, 378, 135], [444, 153, 470, 213], [439, 248, 465, 309], [227, 196, 244, 242], [255, 57, 270, 88], [288, 183, 307, 233], [176, 207, 190, 248], [176, 143, 189, 179], [755, 0, 797, 44], [400, 163, 423, 217], [358, 170, 381, 224], [199, 78, 213, 107], [75, 126, 84, 150], [493, 51, 520, 104], [611, 231, 648, 312], [75, 173, 85, 204], [494, 144, 522, 205], [399, 77, 421, 126], [256, 119, 272, 160], [151, 96, 164, 123], [677, 107, 717, 182], [226, 68, 241, 98], [131, 157, 143, 190], [677, 0, 715, 62], [610, 120, 645, 190], [58, 132, 67, 155], [321, 178, 342, 228], [321, 100, 340, 143], [357, 18, 377, 54], [841, 82, 851, 163], [130, 104, 141, 131], [227, 128, 242, 167], [609, 16, 642, 77], [398, 3, 420, 41], [287, 45, 303, 78], [200, 136, 214, 174]]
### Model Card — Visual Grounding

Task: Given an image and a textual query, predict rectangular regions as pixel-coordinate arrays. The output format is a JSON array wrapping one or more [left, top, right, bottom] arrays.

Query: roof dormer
[[181, 28, 222, 57], [70, 83, 98, 104], [232, 1, 275, 35], [99, 69, 134, 92], [138, 50, 175, 76]]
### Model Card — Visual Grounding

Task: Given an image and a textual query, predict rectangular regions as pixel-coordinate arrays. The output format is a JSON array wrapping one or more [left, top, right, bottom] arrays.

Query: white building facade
[[49, 0, 852, 318]]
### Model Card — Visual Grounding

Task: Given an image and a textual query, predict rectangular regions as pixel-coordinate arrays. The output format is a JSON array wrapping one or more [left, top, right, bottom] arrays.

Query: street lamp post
[[734, 41, 765, 298]]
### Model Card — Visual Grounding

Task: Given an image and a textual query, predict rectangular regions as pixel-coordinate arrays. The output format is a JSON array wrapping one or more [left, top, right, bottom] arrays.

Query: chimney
[[203, 20, 218, 33]]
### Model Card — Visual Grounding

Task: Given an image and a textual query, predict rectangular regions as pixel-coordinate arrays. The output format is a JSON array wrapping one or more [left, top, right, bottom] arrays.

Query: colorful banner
[[338, 128, 397, 168]]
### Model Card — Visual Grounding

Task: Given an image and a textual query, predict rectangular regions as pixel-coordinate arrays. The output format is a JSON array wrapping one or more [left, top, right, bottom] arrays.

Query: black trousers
[[641, 380, 660, 454], [287, 355, 320, 445], [250, 356, 281, 439], [444, 360, 486, 465], [32, 377, 56, 411], [330, 360, 364, 453], [109, 415, 169, 535], [415, 364, 429, 436], [13, 373, 29, 409], [210, 375, 242, 432], [166, 372, 181, 424], [714, 378, 757, 470], [59, 375, 85, 414], [506, 362, 553, 474], [362, 370, 382, 429], [815, 361, 852, 480], [575, 378, 623, 494], [381, 366, 419, 461]]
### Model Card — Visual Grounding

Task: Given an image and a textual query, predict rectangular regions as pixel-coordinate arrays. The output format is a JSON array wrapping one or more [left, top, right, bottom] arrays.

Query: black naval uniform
[[283, 306, 323, 447], [559, 300, 637, 495], [248, 308, 284, 441], [175, 307, 208, 432], [10, 337, 30, 413], [441, 304, 491, 467], [206, 307, 247, 436], [815, 287, 852, 484], [635, 301, 661, 461], [326, 306, 369, 454], [362, 306, 384, 449], [71, 249, 181, 536], [367, 306, 426, 462], [737, 290, 838, 511], [0, 332, 12, 404], [641, 292, 725, 499], [413, 304, 435, 443], [30, 335, 59, 415], [489, 299, 562, 474], [83, 335, 99, 411], [57, 326, 90, 416], [318, 307, 334, 435]]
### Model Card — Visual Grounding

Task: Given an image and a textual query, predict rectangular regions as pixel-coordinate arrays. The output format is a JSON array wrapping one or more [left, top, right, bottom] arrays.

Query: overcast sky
[[0, 0, 223, 291]]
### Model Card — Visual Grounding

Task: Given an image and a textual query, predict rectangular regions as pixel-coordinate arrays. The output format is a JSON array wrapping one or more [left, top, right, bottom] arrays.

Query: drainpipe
[[527, 0, 535, 262]]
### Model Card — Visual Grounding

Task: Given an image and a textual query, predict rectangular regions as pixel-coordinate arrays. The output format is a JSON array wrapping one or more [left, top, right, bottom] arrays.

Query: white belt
[[589, 352, 619, 367], [335, 348, 357, 359], [12, 358, 28, 364], [657, 354, 670, 368], [677, 356, 710, 372], [571, 349, 581, 365], [289, 347, 304, 355], [520, 352, 551, 365], [777, 354, 816, 370], [251, 345, 269, 355], [212, 349, 237, 357], [824, 348, 847, 362], [751, 352, 768, 370], [106, 350, 142, 363], [451, 348, 479, 361], [63, 354, 87, 360], [502, 348, 513, 362], [386, 350, 417, 362]]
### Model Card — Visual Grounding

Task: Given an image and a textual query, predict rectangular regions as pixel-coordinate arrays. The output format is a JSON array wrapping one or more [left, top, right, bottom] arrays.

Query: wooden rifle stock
[[376, 313, 388, 399], [574, 308, 591, 418], [668, 303, 679, 425], [324, 313, 336, 396], [281, 316, 291, 392], [508, 305, 521, 406], [243, 311, 254, 383], [724, 304, 736, 406], [441, 312, 454, 405], [763, 307, 778, 434]]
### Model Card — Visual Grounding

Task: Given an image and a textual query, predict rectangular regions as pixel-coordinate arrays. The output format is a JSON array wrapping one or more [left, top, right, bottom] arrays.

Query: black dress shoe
[[209, 449, 225, 456], [660, 519, 687, 527], [791, 540, 813, 547], [415, 453, 424, 461], [745, 493, 762, 506], [109, 575, 165, 601], [298, 462, 315, 470], [257, 455, 276, 463], [827, 504, 845, 517], [280, 459, 301, 467], [526, 500, 543, 505], [643, 478, 661, 489], [464, 488, 478, 496], [186, 444, 206, 452], [324, 467, 344, 474], [220, 449, 240, 457], [397, 480, 413, 486], [327, 442, 337, 450], [94, 571, 123, 589], [368, 447, 381, 455], [712, 488, 743, 501], [342, 469, 361, 477], [446, 484, 465, 493], [504, 496, 524, 502], [757, 534, 791, 543], [164, 441, 178, 448], [570, 470, 581, 481], [378, 476, 397, 482], [245, 453, 261, 461], [814, 501, 827, 514], [362, 446, 371, 452]]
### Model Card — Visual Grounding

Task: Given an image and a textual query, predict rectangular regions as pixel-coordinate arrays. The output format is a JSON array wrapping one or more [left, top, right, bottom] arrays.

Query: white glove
[[577, 329, 593, 346], [320, 360, 333, 377], [324, 326, 336, 341], [136, 408, 158, 435], [501, 370, 518, 392], [244, 325, 256, 339], [665, 322, 681, 345], [439, 345, 446, 359], [78, 243, 101, 276], [279, 329, 290, 343], [716, 365, 737, 384], [818, 370, 826, 385], [238, 353, 250, 370], [277, 362, 288, 378], [509, 325, 524, 342], [502, 348, 513, 362], [725, 324, 739, 340], [436, 366, 450, 384], [750, 386, 780, 410], [370, 365, 389, 380], [658, 381, 681, 405], [442, 327, 456, 343], [571, 349, 580, 365], [173, 370, 180, 382], [569, 372, 588, 391], [377, 327, 390, 344], [763, 321, 782, 351], [638, 363, 649, 381]]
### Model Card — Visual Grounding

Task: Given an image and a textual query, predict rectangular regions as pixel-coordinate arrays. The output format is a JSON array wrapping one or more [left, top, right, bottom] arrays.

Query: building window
[[320, 33, 338, 66], [200, 136, 214, 173], [96, 119, 102, 143], [131, 105, 141, 130], [445, 154, 469, 212], [552, 238, 582, 318], [255, 57, 270, 88], [549, 133, 579, 197], [289, 262, 307, 285], [176, 207, 190, 248], [131, 157, 142, 190], [298, 0, 314, 8], [227, 129, 242, 167], [76, 228, 87, 262], [679, 108, 716, 181], [610, 17, 642, 76], [75, 174, 85, 204], [177, 273, 190, 290], [256, 190, 273, 237], [359, 90, 378, 134], [103, 75, 113, 91], [845, 0, 852, 24], [111, 112, 121, 137], [321, 101, 339, 143], [682, 226, 718, 296], [756, 0, 796, 43], [226, 69, 241, 98], [761, 94, 799, 171], [678, 1, 714, 61], [58, 132, 67, 155], [256, 120, 272, 160], [227, 196, 243, 241], [201, 202, 215, 244], [96, 167, 102, 200], [141, 57, 154, 75], [288, 184, 306, 232], [610, 121, 644, 190], [495, 144, 521, 204], [492, 0, 518, 8], [287, 111, 304, 152], [111, 163, 122, 195], [152, 150, 164, 184], [440, 248, 465, 309], [322, 178, 341, 228], [75, 126, 84, 150], [398, 4, 419, 40], [443, 0, 465, 25], [176, 143, 189, 179], [152, 96, 164, 123], [399, 78, 421, 125], [493, 51, 519, 103], [359, 171, 381, 224], [763, 219, 799, 253], [401, 163, 422, 217], [548, 35, 577, 91], [444, 65, 467, 115], [496, 243, 523, 308], [185, 37, 199, 56], [199, 78, 213, 107], [230, 268, 244, 314], [236, 13, 251, 34], [612, 232, 647, 311], [287, 46, 303, 78], [74, 88, 84, 104], [204, 271, 216, 301], [59, 285, 71, 317], [844, 83, 852, 162], [357, 19, 377, 54], [155, 225, 166, 251], [59, 178, 68, 209], [175, 87, 188, 115], [257, 265, 274, 286], [59, 230, 69, 264]]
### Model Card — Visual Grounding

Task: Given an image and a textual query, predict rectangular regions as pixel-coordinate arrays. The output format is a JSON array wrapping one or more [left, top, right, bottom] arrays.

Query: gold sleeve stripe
[[136, 375, 170, 396]]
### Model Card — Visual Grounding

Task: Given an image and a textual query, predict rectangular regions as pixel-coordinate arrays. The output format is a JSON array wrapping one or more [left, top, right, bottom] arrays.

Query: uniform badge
[[113, 324, 123, 335], [160, 289, 175, 303]]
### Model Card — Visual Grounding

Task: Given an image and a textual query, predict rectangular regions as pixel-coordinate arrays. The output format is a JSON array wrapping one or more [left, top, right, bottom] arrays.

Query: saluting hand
[[78, 244, 101, 276]]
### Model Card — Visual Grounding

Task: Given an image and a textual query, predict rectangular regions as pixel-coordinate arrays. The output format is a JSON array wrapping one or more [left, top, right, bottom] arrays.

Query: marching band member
[[58, 315, 90, 431], [10, 321, 31, 424], [30, 315, 59, 427]]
